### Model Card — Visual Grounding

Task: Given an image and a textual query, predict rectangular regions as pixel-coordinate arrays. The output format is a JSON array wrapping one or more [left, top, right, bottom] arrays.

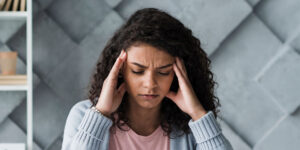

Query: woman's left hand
[[166, 57, 207, 121]]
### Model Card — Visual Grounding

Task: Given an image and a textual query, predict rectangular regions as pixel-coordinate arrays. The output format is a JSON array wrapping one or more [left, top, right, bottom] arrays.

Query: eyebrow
[[130, 62, 173, 69]]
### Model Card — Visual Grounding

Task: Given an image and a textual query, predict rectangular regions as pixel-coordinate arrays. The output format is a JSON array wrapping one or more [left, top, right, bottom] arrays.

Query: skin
[[96, 43, 207, 136], [122, 43, 175, 135]]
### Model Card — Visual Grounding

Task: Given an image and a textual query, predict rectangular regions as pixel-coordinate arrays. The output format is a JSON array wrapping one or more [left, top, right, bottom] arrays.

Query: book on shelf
[[4, 0, 12, 11], [0, 0, 26, 11], [0, 0, 6, 10], [20, 0, 25, 11], [0, 74, 27, 85], [12, 0, 19, 11]]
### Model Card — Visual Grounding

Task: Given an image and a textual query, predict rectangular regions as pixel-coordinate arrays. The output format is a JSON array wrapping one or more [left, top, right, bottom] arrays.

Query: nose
[[142, 72, 158, 89]]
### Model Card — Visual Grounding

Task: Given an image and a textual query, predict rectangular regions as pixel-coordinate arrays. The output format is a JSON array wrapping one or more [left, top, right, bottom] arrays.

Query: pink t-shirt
[[109, 124, 169, 150]]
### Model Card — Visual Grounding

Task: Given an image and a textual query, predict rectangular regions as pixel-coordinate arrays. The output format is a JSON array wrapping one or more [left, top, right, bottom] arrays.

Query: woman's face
[[122, 43, 175, 110]]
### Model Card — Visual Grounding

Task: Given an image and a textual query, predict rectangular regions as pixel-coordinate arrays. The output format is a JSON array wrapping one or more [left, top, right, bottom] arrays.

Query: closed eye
[[131, 70, 170, 76]]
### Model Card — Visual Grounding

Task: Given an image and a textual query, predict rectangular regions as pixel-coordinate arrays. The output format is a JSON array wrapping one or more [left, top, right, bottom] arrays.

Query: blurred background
[[0, 0, 300, 149]]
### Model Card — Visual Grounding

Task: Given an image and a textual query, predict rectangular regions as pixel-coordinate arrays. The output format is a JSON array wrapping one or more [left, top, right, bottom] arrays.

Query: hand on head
[[95, 50, 127, 117]]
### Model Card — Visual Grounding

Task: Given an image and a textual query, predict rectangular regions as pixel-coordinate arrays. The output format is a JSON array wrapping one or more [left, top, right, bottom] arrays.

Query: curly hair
[[87, 8, 220, 138]]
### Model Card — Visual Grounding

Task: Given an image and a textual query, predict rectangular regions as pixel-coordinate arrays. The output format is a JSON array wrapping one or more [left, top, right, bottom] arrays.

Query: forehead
[[126, 43, 174, 62]]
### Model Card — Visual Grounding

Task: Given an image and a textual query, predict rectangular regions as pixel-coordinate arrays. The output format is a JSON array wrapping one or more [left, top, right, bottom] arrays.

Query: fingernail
[[120, 50, 123, 56], [122, 50, 126, 58]]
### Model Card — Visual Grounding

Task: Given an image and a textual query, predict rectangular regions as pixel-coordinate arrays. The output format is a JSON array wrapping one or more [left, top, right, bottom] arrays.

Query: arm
[[61, 103, 113, 150], [188, 111, 233, 150]]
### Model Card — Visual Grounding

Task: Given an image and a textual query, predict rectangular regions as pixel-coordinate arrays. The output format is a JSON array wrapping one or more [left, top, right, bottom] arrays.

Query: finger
[[179, 58, 188, 75], [116, 82, 126, 102], [108, 50, 127, 81], [176, 58, 194, 89], [174, 57, 187, 80], [117, 82, 126, 95], [175, 57, 188, 79], [173, 62, 186, 87], [165, 90, 176, 101]]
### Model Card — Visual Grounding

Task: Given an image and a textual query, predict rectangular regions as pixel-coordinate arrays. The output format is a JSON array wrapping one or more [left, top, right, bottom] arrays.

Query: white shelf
[[0, 1, 33, 150], [0, 143, 25, 150], [0, 85, 28, 91], [0, 11, 27, 19]]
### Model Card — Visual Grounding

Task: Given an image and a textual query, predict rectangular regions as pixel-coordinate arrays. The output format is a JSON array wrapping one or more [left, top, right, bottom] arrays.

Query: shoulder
[[169, 125, 197, 148], [70, 99, 93, 113], [67, 99, 94, 120], [63, 99, 94, 137], [64, 99, 93, 129]]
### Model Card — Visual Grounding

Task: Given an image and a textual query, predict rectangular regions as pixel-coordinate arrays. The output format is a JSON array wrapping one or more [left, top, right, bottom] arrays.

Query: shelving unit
[[0, 1, 33, 150]]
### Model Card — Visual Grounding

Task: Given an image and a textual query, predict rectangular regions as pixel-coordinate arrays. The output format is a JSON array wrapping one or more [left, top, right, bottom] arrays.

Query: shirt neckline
[[127, 125, 163, 142]]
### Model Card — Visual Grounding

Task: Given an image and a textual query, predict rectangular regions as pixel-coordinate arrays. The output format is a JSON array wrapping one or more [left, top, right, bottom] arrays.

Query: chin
[[139, 103, 160, 110], [137, 97, 163, 109]]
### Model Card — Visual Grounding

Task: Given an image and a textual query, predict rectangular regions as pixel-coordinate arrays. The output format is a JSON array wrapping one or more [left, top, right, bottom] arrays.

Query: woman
[[62, 8, 233, 150]]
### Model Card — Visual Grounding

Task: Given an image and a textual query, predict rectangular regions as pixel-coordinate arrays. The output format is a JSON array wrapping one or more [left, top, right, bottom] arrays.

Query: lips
[[139, 94, 159, 100], [142, 94, 158, 96]]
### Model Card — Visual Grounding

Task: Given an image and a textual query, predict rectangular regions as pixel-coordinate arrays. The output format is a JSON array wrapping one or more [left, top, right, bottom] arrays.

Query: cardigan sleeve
[[188, 111, 233, 150], [61, 102, 113, 150]]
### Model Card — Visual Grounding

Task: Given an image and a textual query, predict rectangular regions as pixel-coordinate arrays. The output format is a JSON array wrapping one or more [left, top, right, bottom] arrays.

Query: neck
[[126, 97, 162, 136]]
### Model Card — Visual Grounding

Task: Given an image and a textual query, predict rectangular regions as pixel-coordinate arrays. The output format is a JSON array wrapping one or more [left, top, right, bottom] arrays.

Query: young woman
[[62, 8, 233, 150]]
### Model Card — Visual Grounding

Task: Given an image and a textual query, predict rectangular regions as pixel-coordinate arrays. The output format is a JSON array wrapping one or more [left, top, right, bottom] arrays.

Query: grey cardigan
[[61, 100, 233, 150]]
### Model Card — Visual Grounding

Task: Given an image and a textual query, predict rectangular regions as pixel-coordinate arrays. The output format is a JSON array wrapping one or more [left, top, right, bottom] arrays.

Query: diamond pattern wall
[[0, 0, 299, 149]]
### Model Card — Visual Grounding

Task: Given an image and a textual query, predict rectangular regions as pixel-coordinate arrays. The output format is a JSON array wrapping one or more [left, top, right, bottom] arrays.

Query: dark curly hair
[[87, 8, 221, 138]]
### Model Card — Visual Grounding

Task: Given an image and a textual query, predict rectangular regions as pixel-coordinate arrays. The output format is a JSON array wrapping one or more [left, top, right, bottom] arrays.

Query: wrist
[[190, 110, 207, 121], [92, 106, 111, 118], [189, 106, 207, 121]]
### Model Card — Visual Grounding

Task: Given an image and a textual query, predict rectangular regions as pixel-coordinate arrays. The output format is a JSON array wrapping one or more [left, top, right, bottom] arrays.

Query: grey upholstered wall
[[0, 0, 299, 149]]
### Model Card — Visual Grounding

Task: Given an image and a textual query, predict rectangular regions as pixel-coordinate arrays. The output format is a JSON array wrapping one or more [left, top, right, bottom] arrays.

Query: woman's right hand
[[95, 49, 127, 117]]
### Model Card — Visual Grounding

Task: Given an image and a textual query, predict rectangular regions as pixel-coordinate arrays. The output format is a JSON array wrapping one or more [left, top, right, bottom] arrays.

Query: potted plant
[[0, 51, 18, 75]]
